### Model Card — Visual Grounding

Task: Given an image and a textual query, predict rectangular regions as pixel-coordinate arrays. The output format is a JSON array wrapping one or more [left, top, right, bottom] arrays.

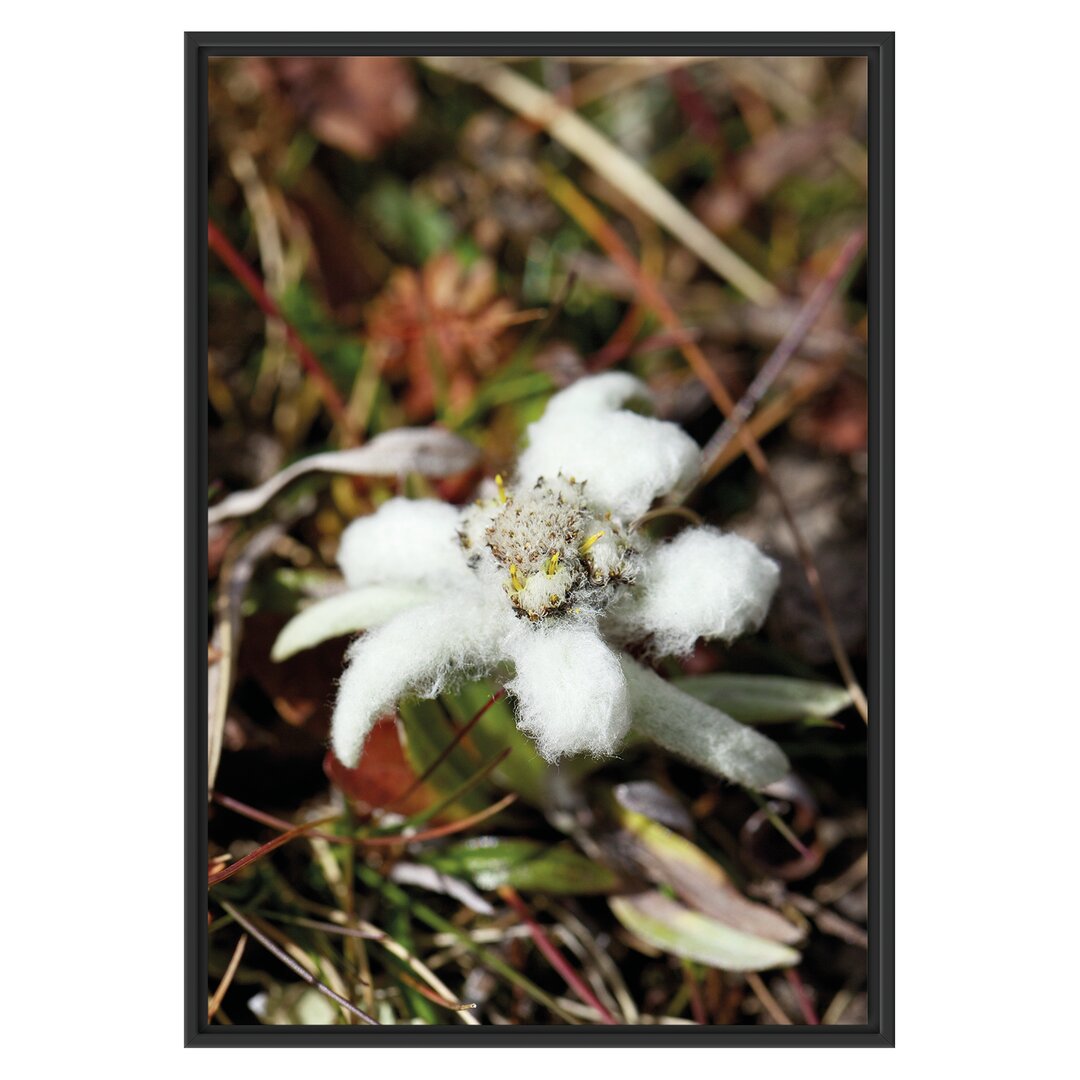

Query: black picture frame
[[187, 31, 894, 1047]]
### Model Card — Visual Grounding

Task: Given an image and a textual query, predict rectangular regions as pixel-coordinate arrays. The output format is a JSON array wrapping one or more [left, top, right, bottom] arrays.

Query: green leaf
[[672, 673, 853, 725], [397, 698, 495, 817], [270, 584, 434, 661], [440, 680, 603, 809], [368, 180, 457, 262], [423, 837, 620, 895], [440, 682, 553, 807], [610, 891, 800, 972], [621, 658, 790, 790]]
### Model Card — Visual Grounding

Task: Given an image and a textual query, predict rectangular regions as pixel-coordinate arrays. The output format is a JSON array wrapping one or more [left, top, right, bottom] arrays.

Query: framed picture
[[188, 32, 893, 1046]]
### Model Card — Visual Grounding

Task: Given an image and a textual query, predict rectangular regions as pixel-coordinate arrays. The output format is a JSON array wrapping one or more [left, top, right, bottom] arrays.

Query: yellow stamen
[[549, 593, 560, 605], [509, 564, 524, 592], [495, 473, 507, 504], [545, 550, 560, 576], [579, 530, 605, 555]]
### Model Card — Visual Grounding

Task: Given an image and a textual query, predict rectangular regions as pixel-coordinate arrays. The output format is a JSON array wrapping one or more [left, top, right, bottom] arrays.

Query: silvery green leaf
[[208, 427, 480, 525], [388, 862, 495, 916], [610, 891, 800, 972], [621, 657, 789, 790], [270, 584, 434, 661], [673, 673, 853, 724], [423, 837, 621, 895]]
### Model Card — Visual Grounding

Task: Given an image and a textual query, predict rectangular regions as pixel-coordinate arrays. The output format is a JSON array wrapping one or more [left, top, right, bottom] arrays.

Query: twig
[[340, 803, 362, 1020], [784, 968, 820, 1025], [518, 270, 579, 359], [822, 987, 858, 1026], [207, 812, 338, 887], [212, 788, 517, 850], [543, 171, 869, 723], [745, 971, 792, 1025], [726, 58, 868, 187], [212, 791, 294, 831], [499, 886, 620, 1024], [389, 747, 512, 832], [207, 220, 357, 443], [396, 970, 478, 1014], [546, 900, 640, 1022], [589, 301, 647, 371], [358, 865, 582, 1024], [262, 912, 480, 1025], [786, 893, 868, 949], [207, 932, 247, 1023], [264, 914, 383, 942], [697, 229, 866, 477], [218, 901, 379, 1025], [813, 851, 869, 905], [703, 356, 845, 476], [588, 229, 662, 371], [356, 792, 518, 847], [568, 57, 713, 110], [225, 146, 291, 416], [208, 522, 287, 793], [361, 919, 481, 1025], [630, 505, 704, 532], [423, 58, 778, 305], [679, 959, 709, 1025], [745, 790, 812, 860]]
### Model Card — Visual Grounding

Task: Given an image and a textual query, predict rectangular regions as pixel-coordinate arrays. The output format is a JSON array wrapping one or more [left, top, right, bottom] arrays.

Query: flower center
[[460, 474, 636, 621]]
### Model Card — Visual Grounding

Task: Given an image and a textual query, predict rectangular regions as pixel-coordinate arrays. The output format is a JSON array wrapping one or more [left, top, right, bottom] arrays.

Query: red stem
[[207, 220, 357, 443], [500, 886, 619, 1025], [784, 967, 820, 1025], [667, 67, 722, 142], [211, 788, 517, 852], [207, 811, 338, 887]]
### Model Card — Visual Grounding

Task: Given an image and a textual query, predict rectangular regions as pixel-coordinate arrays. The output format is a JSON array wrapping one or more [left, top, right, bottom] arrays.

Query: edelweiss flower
[[275, 373, 789, 789]]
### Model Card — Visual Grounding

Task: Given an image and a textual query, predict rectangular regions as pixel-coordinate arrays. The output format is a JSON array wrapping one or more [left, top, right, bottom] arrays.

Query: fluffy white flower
[[515, 371, 700, 519], [336, 497, 469, 590], [604, 526, 780, 657], [280, 374, 787, 787]]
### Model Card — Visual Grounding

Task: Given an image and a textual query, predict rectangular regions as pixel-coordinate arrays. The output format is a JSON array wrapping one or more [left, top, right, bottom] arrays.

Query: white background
[[3, 2, 1077, 1074]]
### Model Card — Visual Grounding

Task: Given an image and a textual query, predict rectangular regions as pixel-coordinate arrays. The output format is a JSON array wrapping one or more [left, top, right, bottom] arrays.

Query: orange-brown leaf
[[324, 717, 434, 816]]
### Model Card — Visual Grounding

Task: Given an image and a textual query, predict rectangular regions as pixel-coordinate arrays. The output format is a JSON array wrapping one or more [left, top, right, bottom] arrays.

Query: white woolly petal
[[538, 371, 651, 417], [270, 584, 435, 661], [337, 498, 470, 590], [505, 623, 630, 761], [608, 527, 779, 656], [620, 657, 789, 789], [516, 375, 700, 519], [331, 593, 513, 767]]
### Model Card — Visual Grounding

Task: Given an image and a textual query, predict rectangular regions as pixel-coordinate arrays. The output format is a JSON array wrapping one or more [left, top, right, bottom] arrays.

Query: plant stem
[[207, 220, 357, 443]]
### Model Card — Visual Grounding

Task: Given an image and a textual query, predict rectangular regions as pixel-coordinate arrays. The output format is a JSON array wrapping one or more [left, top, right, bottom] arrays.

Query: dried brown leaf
[[367, 253, 541, 419]]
